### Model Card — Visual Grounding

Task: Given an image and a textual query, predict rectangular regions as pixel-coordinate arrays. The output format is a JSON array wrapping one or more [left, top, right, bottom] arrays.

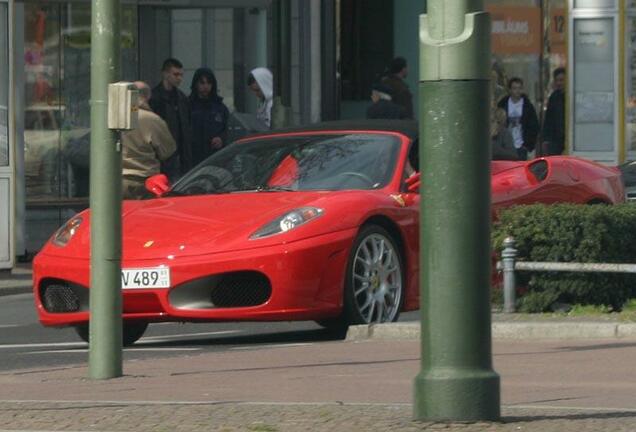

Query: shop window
[[339, 0, 394, 101], [486, 1, 542, 113], [574, 0, 616, 8], [627, 17, 636, 154], [0, 3, 8, 167], [572, 18, 615, 153], [23, 3, 138, 200]]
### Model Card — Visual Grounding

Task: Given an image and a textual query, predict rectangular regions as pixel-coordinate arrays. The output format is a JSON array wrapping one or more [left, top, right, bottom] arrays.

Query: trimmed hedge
[[492, 204, 636, 312]]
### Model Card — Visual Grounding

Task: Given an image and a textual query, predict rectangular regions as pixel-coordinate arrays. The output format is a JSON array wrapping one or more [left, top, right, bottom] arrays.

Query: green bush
[[492, 204, 636, 312]]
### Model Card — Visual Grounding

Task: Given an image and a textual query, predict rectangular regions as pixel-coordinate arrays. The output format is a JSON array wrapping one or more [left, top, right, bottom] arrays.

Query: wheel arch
[[360, 215, 406, 273]]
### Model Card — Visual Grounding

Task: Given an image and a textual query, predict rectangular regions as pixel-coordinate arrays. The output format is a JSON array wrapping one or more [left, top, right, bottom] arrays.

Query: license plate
[[121, 267, 171, 289]]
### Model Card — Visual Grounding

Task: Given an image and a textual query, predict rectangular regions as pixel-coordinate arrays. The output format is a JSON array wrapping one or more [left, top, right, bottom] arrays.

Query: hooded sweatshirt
[[189, 67, 229, 165], [250, 67, 273, 128]]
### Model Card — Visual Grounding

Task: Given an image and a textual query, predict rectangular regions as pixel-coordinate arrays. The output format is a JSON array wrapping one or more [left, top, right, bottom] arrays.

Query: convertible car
[[32, 120, 625, 344]]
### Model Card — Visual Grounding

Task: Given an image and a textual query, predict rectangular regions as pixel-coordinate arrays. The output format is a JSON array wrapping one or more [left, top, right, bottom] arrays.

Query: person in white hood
[[247, 67, 273, 128]]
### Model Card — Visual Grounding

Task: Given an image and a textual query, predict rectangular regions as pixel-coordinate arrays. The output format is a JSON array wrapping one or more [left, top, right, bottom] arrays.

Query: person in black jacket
[[497, 77, 540, 161], [149, 58, 193, 181], [381, 57, 414, 119], [541, 67, 566, 156], [189, 68, 230, 166], [366, 83, 407, 120]]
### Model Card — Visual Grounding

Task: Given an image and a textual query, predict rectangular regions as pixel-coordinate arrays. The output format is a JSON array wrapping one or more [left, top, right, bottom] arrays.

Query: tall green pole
[[88, 0, 122, 379], [271, 0, 292, 128], [413, 0, 500, 421]]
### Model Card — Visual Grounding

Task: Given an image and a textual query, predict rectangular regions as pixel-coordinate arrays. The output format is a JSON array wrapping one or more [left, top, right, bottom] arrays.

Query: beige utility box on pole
[[107, 82, 139, 131]]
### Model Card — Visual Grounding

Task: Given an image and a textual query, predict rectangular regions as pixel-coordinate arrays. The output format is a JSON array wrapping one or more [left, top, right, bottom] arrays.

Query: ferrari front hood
[[119, 191, 331, 259]]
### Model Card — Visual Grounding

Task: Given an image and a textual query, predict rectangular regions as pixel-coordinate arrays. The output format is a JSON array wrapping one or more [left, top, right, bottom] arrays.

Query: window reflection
[[23, 2, 138, 200], [628, 18, 636, 152], [487, 0, 543, 117], [574, 0, 616, 8], [173, 134, 400, 196], [0, 3, 8, 167]]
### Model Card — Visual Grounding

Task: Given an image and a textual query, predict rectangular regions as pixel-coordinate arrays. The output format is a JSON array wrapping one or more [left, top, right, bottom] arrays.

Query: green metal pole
[[413, 0, 500, 421], [271, 0, 292, 128], [88, 0, 122, 379]]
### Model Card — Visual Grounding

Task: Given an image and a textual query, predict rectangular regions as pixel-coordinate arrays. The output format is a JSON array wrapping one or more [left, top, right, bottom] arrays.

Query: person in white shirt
[[497, 77, 540, 161], [247, 67, 273, 129]]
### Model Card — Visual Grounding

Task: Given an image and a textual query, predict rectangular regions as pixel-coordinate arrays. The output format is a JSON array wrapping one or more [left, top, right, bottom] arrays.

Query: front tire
[[343, 225, 404, 325], [74, 321, 149, 347]]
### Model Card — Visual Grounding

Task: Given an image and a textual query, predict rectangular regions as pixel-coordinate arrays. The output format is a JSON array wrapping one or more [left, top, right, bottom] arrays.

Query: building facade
[[1, 0, 635, 268]]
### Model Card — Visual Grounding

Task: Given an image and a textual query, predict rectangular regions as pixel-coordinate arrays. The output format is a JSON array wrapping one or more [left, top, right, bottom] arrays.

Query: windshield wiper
[[164, 189, 227, 197], [255, 185, 296, 192], [162, 190, 186, 197]]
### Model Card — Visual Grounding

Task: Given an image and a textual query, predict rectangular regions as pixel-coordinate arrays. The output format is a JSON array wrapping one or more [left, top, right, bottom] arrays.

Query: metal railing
[[498, 237, 636, 313]]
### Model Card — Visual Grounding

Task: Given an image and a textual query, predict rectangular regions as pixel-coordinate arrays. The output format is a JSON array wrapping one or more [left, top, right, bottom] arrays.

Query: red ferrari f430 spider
[[33, 121, 625, 344]]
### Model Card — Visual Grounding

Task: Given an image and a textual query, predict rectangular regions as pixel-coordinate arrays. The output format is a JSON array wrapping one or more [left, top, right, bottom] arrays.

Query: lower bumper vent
[[211, 272, 271, 307], [42, 284, 81, 313]]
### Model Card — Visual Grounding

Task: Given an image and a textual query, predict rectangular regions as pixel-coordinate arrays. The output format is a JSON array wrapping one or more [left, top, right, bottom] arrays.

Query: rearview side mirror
[[145, 174, 171, 198], [406, 172, 420, 193]]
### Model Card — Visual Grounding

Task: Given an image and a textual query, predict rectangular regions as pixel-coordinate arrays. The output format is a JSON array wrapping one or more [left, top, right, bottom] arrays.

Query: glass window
[[487, 0, 543, 130], [0, 3, 9, 167], [23, 3, 62, 199], [23, 2, 138, 200], [340, 0, 394, 102], [542, 0, 568, 146], [627, 17, 636, 154], [574, 0, 616, 8], [573, 18, 615, 152]]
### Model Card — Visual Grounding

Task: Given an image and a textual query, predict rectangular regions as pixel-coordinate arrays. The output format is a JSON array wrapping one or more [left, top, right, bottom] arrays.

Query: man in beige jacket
[[122, 81, 176, 199]]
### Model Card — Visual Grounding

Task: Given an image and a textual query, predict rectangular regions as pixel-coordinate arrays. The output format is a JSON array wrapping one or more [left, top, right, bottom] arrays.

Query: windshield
[[170, 133, 401, 196]]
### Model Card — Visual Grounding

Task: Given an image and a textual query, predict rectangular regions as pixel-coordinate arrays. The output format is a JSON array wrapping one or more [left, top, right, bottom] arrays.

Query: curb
[[346, 321, 636, 341], [0, 283, 31, 297]]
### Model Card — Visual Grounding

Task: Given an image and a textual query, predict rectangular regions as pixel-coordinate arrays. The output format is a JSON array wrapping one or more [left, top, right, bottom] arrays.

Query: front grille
[[211, 272, 271, 307], [42, 284, 80, 313]]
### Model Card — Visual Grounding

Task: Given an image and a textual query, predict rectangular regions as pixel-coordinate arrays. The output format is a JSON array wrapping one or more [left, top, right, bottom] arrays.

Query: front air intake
[[211, 272, 271, 307], [40, 281, 88, 313], [42, 284, 79, 312]]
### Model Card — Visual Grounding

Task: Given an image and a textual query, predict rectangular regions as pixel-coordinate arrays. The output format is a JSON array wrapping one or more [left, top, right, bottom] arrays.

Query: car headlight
[[52, 216, 83, 247], [250, 207, 324, 239]]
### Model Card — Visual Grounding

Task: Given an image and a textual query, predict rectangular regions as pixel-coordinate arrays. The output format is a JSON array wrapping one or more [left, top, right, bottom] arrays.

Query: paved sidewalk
[[3, 263, 636, 430], [1, 338, 636, 431], [0, 263, 32, 296]]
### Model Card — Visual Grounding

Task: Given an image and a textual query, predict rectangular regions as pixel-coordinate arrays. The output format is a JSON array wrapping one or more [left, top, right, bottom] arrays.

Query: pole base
[[414, 368, 500, 421]]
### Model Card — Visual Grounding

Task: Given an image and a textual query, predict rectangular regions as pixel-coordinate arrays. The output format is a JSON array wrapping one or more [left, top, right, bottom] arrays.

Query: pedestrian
[[541, 67, 566, 156], [491, 105, 518, 161], [382, 56, 413, 119], [149, 58, 192, 181], [189, 67, 230, 166], [497, 77, 539, 161], [122, 81, 176, 199], [247, 67, 273, 129], [366, 82, 407, 120]]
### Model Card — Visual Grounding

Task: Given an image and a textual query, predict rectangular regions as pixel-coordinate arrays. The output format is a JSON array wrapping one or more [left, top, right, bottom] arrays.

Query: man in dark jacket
[[497, 77, 540, 161], [541, 67, 566, 156], [149, 58, 192, 181], [189, 68, 230, 166], [366, 83, 407, 120], [382, 57, 414, 119]]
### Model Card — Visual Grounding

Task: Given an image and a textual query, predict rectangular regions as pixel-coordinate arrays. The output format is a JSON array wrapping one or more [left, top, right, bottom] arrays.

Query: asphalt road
[[0, 293, 419, 372]]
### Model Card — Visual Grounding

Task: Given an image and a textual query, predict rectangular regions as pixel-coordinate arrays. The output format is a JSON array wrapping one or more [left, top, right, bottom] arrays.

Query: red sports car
[[32, 120, 625, 344]]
